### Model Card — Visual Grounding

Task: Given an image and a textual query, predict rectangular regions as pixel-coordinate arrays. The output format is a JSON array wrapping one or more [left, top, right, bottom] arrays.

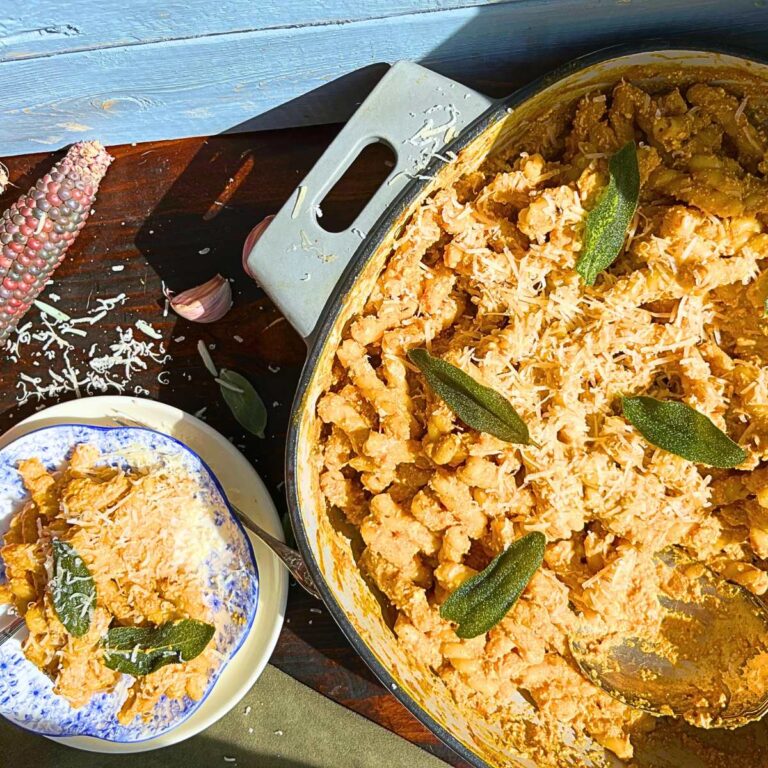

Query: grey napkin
[[0, 664, 450, 767]]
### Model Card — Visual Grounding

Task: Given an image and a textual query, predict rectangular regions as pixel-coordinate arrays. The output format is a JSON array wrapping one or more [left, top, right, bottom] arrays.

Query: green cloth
[[0, 665, 449, 767]]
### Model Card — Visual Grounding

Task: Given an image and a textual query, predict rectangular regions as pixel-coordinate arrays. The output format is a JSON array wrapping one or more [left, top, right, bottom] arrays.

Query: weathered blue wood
[[0, 1, 515, 61], [0, 0, 767, 156]]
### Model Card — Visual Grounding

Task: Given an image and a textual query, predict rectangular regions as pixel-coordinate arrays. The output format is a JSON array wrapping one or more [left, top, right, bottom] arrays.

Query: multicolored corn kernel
[[0, 141, 113, 342]]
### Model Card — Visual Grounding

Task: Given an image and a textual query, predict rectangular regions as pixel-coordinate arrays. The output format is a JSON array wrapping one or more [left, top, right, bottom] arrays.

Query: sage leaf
[[621, 396, 746, 468], [50, 540, 96, 637], [103, 619, 215, 677], [440, 532, 546, 638], [407, 348, 533, 445], [575, 141, 639, 285], [218, 368, 267, 438]]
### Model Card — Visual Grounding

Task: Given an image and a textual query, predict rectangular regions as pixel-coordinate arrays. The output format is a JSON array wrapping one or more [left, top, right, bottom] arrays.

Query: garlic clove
[[167, 274, 232, 323], [242, 215, 275, 279]]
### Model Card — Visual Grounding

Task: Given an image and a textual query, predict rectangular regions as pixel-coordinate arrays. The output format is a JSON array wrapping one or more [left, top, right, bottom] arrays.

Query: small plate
[[0, 424, 260, 742], [0, 396, 288, 754]]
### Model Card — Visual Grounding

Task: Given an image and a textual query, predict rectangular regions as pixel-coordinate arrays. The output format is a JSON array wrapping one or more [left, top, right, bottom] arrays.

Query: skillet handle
[[245, 60, 494, 341]]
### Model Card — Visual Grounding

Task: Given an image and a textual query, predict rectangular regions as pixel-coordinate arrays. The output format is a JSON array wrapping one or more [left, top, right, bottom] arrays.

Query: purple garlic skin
[[0, 141, 113, 342], [168, 273, 233, 323]]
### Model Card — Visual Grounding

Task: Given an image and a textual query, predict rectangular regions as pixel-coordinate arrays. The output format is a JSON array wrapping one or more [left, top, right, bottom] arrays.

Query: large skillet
[[247, 44, 768, 768]]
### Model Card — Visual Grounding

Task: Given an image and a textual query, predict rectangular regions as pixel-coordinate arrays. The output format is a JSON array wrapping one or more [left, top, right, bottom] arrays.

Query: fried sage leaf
[[103, 619, 215, 677], [440, 532, 546, 639], [50, 540, 96, 637], [622, 396, 746, 468], [575, 141, 639, 285], [218, 368, 267, 438], [407, 348, 533, 445]]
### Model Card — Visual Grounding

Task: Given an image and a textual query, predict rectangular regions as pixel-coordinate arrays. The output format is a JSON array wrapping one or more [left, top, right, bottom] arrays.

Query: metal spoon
[[229, 502, 321, 600], [0, 615, 25, 649], [569, 547, 768, 728]]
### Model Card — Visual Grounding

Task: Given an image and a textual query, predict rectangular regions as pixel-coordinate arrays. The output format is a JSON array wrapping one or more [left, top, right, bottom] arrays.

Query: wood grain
[[0, 129, 469, 767], [0, 0, 513, 60], [1, 1, 767, 154]]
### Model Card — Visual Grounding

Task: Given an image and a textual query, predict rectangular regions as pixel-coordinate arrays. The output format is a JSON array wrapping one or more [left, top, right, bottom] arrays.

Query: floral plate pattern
[[0, 424, 259, 742]]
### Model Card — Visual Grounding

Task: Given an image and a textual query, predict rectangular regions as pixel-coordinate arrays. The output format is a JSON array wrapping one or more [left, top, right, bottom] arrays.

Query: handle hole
[[317, 141, 396, 233]]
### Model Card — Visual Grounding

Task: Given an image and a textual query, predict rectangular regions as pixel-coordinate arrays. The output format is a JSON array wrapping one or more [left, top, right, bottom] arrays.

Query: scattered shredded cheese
[[34, 300, 71, 323], [735, 96, 748, 122], [197, 340, 219, 377], [404, 103, 461, 179], [215, 377, 244, 394], [292, 185, 308, 220], [7, 292, 171, 407], [135, 319, 163, 340]]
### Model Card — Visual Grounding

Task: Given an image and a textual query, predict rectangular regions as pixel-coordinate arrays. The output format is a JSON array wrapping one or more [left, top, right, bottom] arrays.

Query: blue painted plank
[[0, 0, 766, 155], [0, 1, 514, 61]]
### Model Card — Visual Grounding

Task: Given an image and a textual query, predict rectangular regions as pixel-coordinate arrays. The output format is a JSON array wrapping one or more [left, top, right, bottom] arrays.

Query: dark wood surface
[[0, 131, 468, 767]]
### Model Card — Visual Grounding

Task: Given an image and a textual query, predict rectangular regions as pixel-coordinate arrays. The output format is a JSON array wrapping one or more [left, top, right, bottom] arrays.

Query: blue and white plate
[[0, 398, 287, 753]]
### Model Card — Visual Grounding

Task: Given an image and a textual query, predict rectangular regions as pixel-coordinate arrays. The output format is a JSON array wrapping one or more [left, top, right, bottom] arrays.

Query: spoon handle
[[0, 616, 25, 648], [231, 504, 322, 600]]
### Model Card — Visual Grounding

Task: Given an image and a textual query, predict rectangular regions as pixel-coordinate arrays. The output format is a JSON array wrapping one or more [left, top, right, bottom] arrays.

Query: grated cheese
[[9, 296, 170, 407], [34, 300, 71, 323], [735, 95, 748, 122], [291, 185, 308, 220], [197, 340, 218, 377], [135, 319, 162, 340], [215, 377, 244, 394], [403, 103, 461, 179]]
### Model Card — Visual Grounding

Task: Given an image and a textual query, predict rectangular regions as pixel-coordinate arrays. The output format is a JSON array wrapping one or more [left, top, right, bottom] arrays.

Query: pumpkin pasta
[[0, 443, 218, 724], [316, 79, 768, 763]]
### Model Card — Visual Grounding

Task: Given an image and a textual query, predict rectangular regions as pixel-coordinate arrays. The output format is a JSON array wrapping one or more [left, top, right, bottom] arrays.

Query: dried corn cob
[[0, 141, 112, 342]]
